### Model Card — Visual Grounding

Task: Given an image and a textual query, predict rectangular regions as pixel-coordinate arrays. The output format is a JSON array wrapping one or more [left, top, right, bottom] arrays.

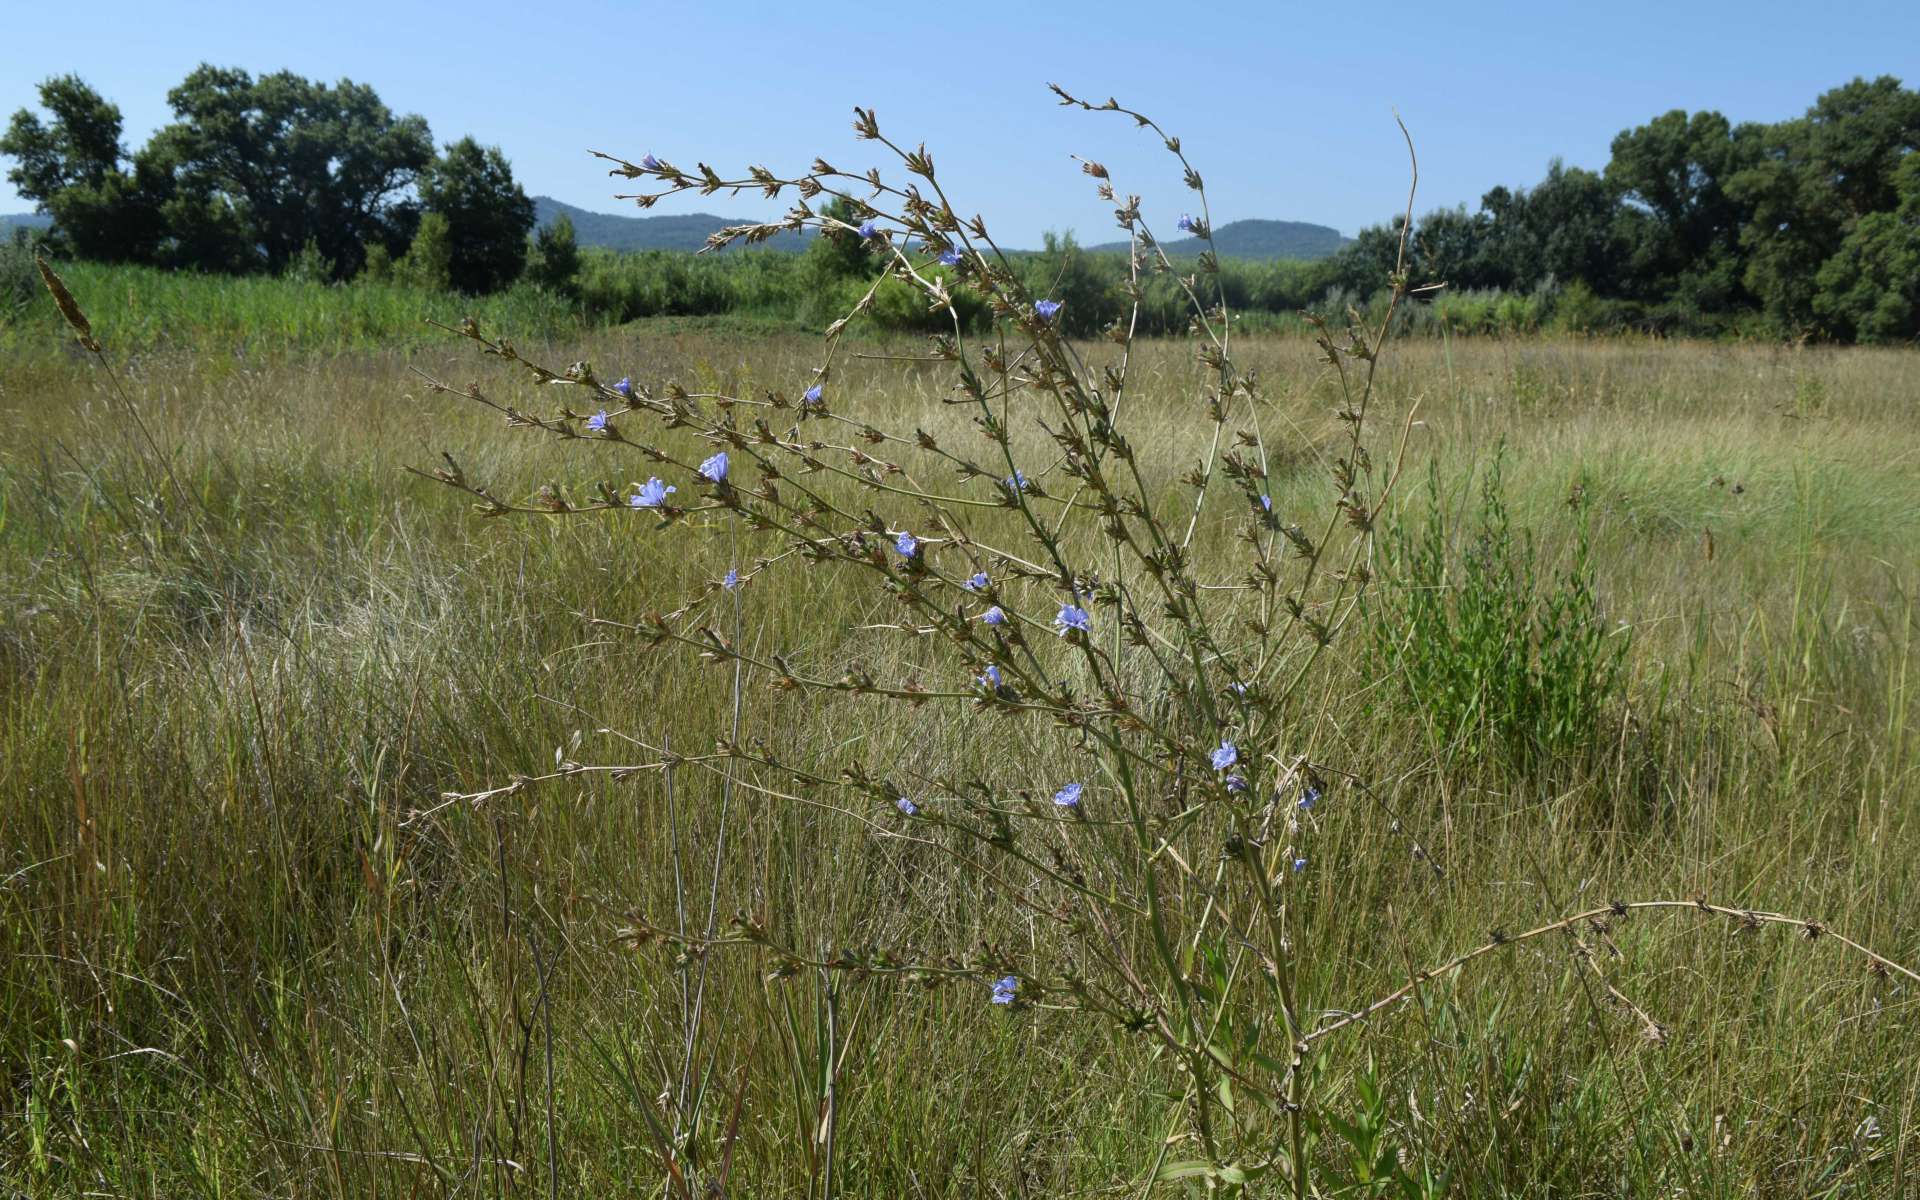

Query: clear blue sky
[[4, 0, 1916, 246]]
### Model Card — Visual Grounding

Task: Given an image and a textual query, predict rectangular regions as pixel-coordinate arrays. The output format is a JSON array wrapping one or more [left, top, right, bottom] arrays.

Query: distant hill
[[1088, 218, 1350, 262], [1, 211, 52, 235], [534, 196, 811, 253]]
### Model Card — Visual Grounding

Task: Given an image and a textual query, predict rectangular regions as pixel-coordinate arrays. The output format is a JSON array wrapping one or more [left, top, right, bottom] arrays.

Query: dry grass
[[2, 327, 1917, 1196]]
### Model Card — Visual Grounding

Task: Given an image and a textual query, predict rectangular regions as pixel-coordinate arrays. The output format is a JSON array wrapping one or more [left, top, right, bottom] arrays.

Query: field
[[3, 297, 1918, 1195]]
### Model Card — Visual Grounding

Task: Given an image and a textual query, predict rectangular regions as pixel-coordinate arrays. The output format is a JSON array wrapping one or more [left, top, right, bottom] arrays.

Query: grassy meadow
[[2, 294, 1918, 1195]]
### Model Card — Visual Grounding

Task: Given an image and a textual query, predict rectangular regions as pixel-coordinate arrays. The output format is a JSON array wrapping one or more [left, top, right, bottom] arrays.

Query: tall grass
[[3, 287, 1916, 1193], [2, 235, 1670, 362]]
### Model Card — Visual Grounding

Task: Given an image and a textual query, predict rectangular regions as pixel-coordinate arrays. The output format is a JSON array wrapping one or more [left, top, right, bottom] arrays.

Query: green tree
[[1479, 160, 1624, 293], [1731, 77, 1920, 334], [1, 76, 165, 261], [1021, 230, 1123, 336], [396, 211, 452, 291], [418, 137, 534, 294], [150, 65, 433, 276], [1604, 109, 1760, 312], [1318, 217, 1407, 301], [1813, 154, 1920, 342], [1410, 205, 1501, 291], [527, 212, 581, 294]]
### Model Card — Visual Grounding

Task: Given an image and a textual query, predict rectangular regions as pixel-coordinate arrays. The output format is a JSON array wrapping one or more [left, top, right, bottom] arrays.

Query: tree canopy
[[3, 67, 535, 292], [1323, 75, 1920, 341]]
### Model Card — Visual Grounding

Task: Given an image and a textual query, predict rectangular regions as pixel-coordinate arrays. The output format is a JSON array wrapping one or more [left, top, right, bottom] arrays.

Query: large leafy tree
[[1812, 154, 1920, 342], [1, 76, 165, 261], [1479, 160, 1624, 293], [1731, 76, 1920, 334], [1604, 109, 1761, 313], [150, 66, 433, 275], [1410, 205, 1502, 292], [417, 137, 534, 293]]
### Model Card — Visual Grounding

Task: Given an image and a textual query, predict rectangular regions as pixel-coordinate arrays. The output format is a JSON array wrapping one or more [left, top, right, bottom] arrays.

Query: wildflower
[[1211, 741, 1238, 771], [991, 975, 1018, 1005], [1003, 469, 1027, 492], [585, 409, 608, 432], [1299, 785, 1321, 810], [613, 377, 633, 398], [698, 451, 729, 483], [1229, 681, 1248, 698], [858, 219, 880, 239], [1226, 774, 1247, 793], [722, 568, 740, 591], [1053, 782, 1082, 807], [963, 570, 989, 591], [982, 606, 1007, 626], [896, 796, 918, 816], [978, 664, 1002, 688], [1054, 603, 1091, 635], [1292, 857, 1308, 873], [640, 153, 662, 171], [631, 477, 675, 508], [894, 531, 919, 558], [938, 244, 963, 267], [1260, 495, 1273, 512], [802, 383, 823, 408], [1177, 213, 1197, 232], [1034, 299, 1063, 322]]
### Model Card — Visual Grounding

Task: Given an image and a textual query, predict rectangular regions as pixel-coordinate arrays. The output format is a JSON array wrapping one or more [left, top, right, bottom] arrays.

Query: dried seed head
[[36, 256, 99, 352]]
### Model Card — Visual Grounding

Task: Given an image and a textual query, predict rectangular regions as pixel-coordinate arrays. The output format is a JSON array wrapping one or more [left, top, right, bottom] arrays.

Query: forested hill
[[532, 197, 1349, 260], [533, 197, 813, 252], [1, 211, 52, 235], [1087, 218, 1351, 261]]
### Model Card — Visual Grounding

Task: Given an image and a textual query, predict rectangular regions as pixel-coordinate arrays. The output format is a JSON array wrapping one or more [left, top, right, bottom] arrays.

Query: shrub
[[526, 212, 581, 295], [0, 234, 41, 323], [1368, 453, 1628, 763]]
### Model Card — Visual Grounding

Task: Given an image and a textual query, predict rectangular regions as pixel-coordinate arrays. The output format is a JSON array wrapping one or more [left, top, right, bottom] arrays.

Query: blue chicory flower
[[1299, 785, 1321, 810], [894, 531, 919, 558], [982, 606, 1007, 626], [1292, 857, 1308, 874], [586, 409, 608, 432], [991, 975, 1018, 1005], [1226, 774, 1247, 793], [964, 571, 989, 591], [802, 383, 823, 407], [896, 796, 918, 816], [1177, 213, 1197, 232], [722, 568, 740, 591], [613, 377, 633, 397], [938, 244, 963, 266], [1211, 741, 1238, 771], [1034, 299, 1063, 322], [1260, 495, 1273, 512], [631, 477, 676, 508], [640, 154, 662, 171], [1004, 470, 1027, 492], [978, 664, 1002, 688], [859, 220, 879, 239], [698, 451, 729, 483], [1053, 782, 1082, 807], [1054, 603, 1091, 635]]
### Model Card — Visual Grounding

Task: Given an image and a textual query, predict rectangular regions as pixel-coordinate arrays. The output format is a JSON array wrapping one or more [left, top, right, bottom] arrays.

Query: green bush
[[1368, 454, 1628, 763], [0, 235, 40, 323]]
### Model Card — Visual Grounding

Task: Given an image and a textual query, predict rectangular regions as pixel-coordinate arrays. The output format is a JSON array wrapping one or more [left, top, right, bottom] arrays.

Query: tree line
[[2, 68, 545, 294], [1324, 75, 1920, 342], [7, 72, 1917, 342]]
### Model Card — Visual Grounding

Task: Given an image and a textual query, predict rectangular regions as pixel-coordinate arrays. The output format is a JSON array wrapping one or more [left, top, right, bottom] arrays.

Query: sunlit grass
[[2, 330, 1916, 1195]]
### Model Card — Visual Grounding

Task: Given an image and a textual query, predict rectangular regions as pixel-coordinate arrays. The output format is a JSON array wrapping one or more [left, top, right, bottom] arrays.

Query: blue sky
[[4, 1, 1916, 246]]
